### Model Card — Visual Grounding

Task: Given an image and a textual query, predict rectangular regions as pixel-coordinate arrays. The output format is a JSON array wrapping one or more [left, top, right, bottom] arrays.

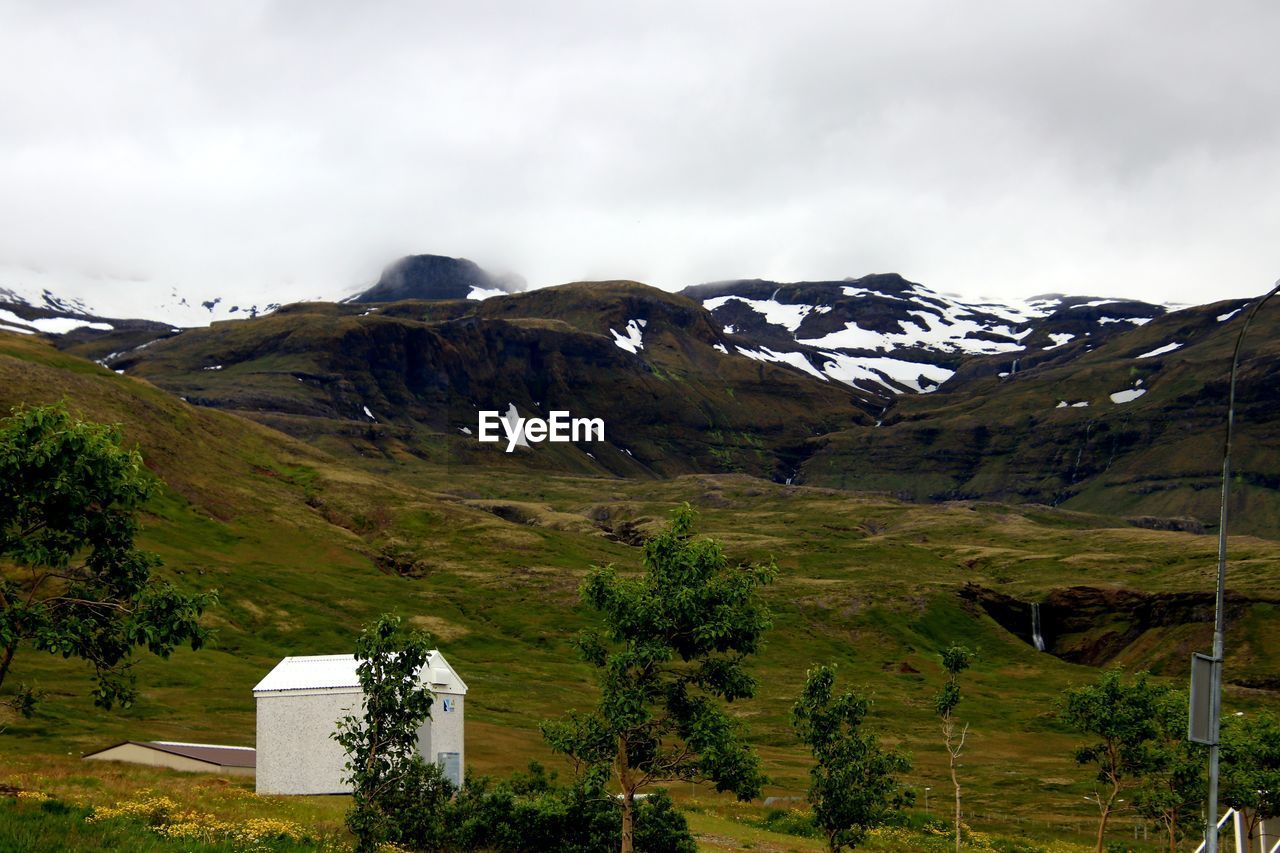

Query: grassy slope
[[3, 331, 1278, 851]]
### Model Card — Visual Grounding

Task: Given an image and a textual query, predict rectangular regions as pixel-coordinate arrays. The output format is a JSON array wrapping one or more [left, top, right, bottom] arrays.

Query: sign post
[[1188, 652, 1219, 746]]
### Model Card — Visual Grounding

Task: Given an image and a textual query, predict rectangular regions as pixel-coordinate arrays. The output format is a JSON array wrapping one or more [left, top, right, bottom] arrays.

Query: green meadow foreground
[[2, 332, 1278, 850]]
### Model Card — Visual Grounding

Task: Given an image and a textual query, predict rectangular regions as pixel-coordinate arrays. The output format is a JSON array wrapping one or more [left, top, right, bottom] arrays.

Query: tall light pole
[[1201, 278, 1280, 853]]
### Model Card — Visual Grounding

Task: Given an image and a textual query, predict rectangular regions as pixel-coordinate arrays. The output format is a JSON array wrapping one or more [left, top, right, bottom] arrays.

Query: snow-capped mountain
[[680, 274, 1165, 397], [0, 254, 523, 334], [0, 265, 307, 332], [3, 257, 1172, 404]]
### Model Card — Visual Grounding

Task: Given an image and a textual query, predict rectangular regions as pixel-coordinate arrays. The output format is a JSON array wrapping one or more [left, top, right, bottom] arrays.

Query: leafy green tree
[[541, 504, 775, 853], [1220, 710, 1280, 848], [1061, 669, 1165, 853], [1129, 689, 1206, 853], [0, 403, 214, 712], [333, 614, 450, 852], [934, 644, 973, 853], [792, 664, 911, 851]]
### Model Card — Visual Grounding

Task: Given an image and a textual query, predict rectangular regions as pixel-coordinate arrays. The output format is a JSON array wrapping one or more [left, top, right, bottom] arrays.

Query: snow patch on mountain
[[818, 352, 954, 393], [0, 307, 113, 335], [737, 346, 828, 380], [799, 311, 1027, 355], [610, 319, 647, 353], [1098, 316, 1152, 326], [1136, 342, 1183, 359], [703, 295, 830, 333], [1043, 333, 1075, 350], [1110, 388, 1147, 404]]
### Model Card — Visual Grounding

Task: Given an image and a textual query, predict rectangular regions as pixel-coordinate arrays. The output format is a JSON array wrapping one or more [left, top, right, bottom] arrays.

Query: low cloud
[[0, 0, 1276, 307]]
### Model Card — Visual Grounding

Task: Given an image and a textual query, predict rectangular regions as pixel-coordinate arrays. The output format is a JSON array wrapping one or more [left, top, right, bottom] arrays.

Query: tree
[[0, 403, 214, 712], [541, 504, 775, 853], [1220, 710, 1280, 848], [1061, 669, 1164, 853], [333, 614, 450, 852], [1129, 689, 1206, 853], [934, 644, 973, 853], [792, 664, 911, 851]]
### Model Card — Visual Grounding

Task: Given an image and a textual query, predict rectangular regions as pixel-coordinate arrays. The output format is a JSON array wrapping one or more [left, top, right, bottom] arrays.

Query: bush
[[450, 764, 694, 853], [345, 758, 455, 852], [755, 808, 821, 839], [634, 790, 698, 853], [362, 760, 695, 852]]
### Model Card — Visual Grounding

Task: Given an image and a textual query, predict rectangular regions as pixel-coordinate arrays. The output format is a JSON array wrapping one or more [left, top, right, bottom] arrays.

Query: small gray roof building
[[84, 741, 255, 776]]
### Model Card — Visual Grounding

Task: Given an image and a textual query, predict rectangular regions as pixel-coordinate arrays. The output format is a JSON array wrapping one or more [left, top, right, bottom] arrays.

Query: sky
[[1, 0, 1278, 313]]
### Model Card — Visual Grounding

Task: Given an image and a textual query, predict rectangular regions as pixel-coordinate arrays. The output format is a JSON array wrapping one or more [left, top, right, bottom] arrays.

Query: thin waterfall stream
[[1031, 602, 1046, 652]]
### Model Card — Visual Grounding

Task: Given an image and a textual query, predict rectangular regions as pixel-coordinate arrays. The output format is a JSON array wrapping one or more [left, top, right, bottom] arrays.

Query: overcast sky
[[1, 0, 1277, 309]]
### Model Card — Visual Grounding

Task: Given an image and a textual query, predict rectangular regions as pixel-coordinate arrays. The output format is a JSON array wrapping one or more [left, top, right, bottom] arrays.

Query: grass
[[2, 331, 1278, 850], [0, 782, 342, 851]]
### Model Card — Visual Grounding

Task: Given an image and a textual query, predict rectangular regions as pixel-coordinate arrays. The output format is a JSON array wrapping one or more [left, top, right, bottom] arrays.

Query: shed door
[[437, 752, 461, 787]]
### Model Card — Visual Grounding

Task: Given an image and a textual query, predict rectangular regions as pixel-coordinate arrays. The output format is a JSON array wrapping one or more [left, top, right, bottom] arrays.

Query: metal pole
[[1205, 278, 1280, 853]]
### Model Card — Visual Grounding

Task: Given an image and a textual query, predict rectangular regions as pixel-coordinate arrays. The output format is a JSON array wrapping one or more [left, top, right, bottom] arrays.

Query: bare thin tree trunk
[[943, 714, 967, 852], [618, 738, 634, 853], [0, 641, 17, 692], [1094, 785, 1117, 853], [1094, 804, 1110, 853], [951, 754, 962, 853]]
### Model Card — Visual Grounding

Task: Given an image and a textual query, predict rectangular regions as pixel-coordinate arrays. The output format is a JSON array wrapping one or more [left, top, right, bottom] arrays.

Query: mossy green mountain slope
[[79, 282, 875, 482]]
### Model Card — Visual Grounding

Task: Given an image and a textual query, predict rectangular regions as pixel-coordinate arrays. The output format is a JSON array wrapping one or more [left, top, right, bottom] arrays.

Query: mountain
[[347, 254, 525, 303], [680, 273, 1166, 398], [79, 281, 877, 481], [800, 294, 1280, 533], [0, 265, 294, 329], [0, 253, 522, 335], [10, 261, 1276, 534]]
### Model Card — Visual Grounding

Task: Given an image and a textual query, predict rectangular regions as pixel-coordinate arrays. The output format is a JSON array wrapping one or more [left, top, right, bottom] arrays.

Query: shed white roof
[[253, 650, 467, 696]]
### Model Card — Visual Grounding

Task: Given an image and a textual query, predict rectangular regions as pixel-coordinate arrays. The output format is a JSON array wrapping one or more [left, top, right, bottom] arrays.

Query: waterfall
[[1031, 603, 1046, 652]]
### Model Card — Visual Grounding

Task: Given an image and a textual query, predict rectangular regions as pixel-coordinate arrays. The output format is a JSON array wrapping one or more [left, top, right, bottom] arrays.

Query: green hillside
[[4, 330, 1278, 850]]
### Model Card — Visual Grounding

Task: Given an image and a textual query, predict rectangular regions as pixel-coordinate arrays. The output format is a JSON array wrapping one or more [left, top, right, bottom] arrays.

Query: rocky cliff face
[[961, 582, 1280, 686]]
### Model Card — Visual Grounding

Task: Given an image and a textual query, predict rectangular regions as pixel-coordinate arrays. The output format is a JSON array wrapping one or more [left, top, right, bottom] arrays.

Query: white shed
[[253, 650, 467, 795]]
